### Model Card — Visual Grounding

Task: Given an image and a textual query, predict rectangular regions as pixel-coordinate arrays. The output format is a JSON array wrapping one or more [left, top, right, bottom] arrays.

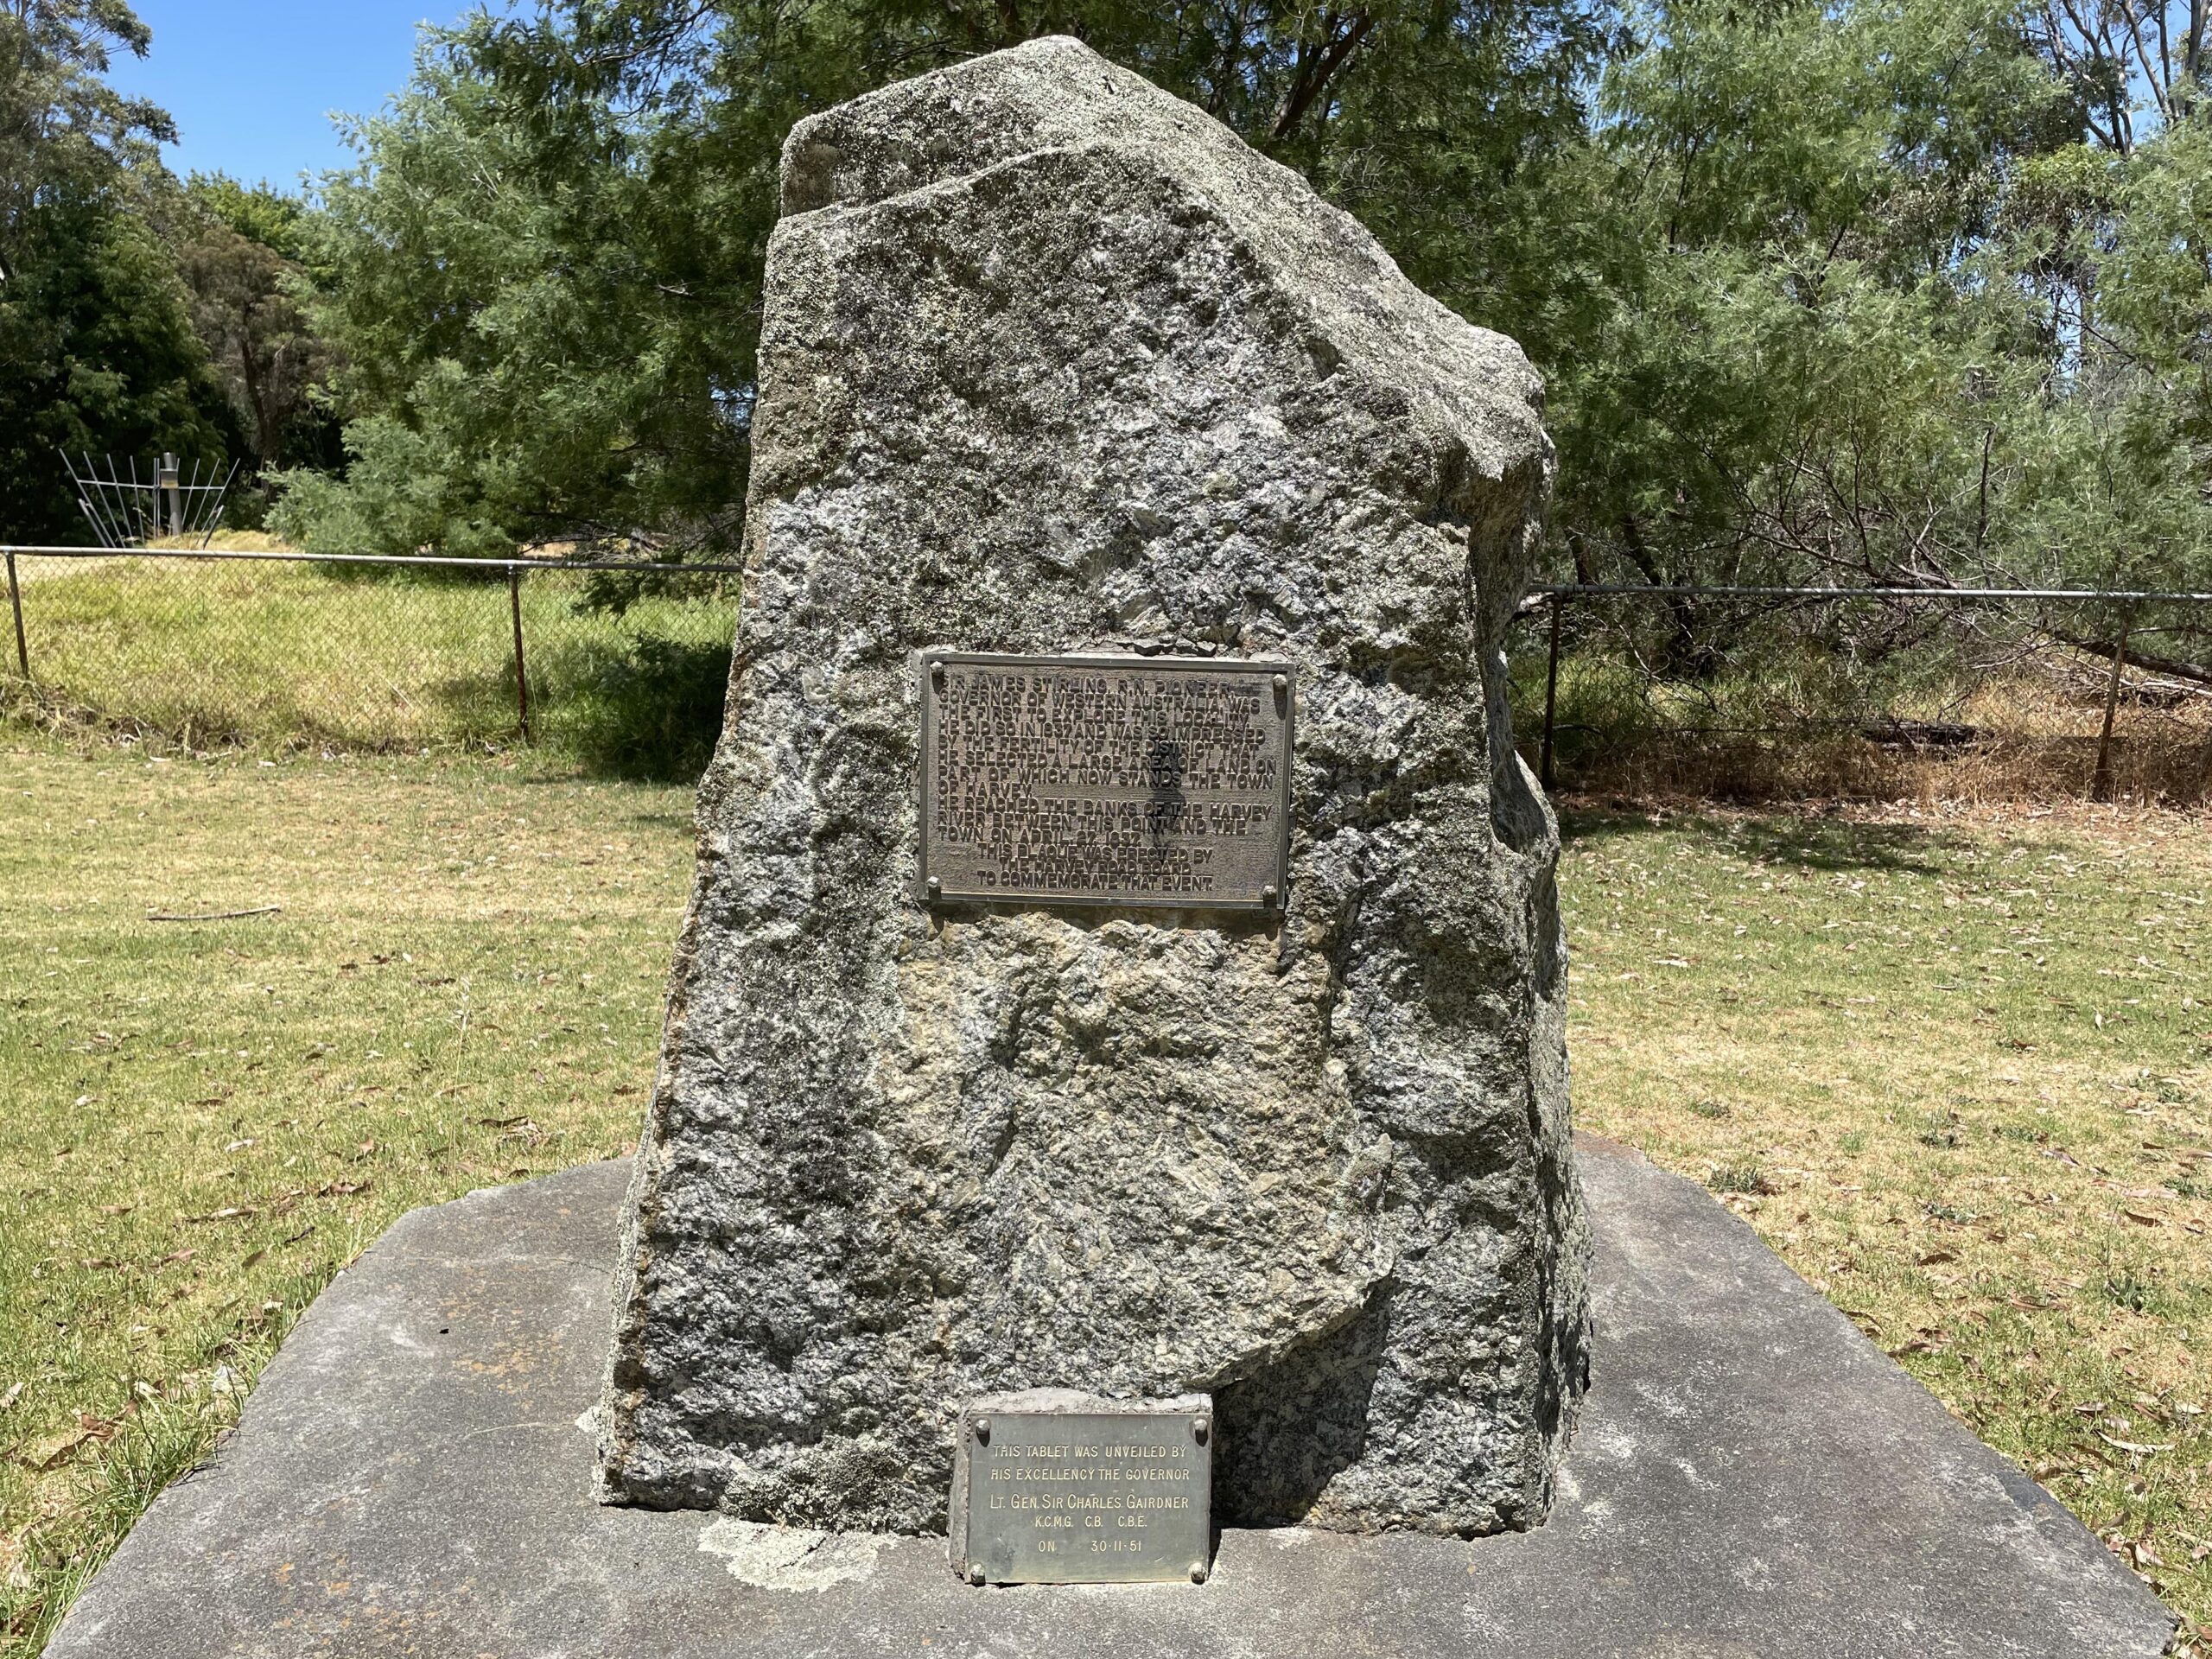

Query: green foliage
[[0, 2, 254, 543], [186, 171, 314, 264], [276, 0, 1613, 561], [0, 198, 238, 543], [1554, 0, 2066, 596], [0, 0, 170, 282], [5, 0, 2205, 687], [175, 175, 339, 484], [274, 20, 773, 557], [2102, 114, 2212, 448]]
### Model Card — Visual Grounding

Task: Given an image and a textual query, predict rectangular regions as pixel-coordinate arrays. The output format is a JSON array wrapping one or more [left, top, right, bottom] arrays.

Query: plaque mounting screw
[[1192, 1414, 1210, 1443], [1272, 673, 1288, 695], [968, 1563, 986, 1586], [1190, 1560, 1210, 1585], [931, 659, 947, 687], [1260, 886, 1279, 910], [973, 1416, 990, 1443], [925, 876, 943, 900]]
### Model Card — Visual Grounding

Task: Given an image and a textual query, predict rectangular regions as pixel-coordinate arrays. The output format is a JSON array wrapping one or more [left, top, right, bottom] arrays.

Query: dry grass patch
[[1532, 656, 2212, 807], [1562, 795, 2212, 1641]]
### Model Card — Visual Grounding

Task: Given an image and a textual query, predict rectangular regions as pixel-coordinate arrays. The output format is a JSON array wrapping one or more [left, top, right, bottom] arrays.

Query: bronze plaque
[[918, 652, 1293, 910], [960, 1407, 1213, 1586]]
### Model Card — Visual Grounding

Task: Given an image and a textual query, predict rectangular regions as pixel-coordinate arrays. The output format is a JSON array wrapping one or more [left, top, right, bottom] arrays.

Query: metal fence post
[[2089, 612, 2132, 804], [160, 453, 182, 540], [1540, 590, 1565, 791], [509, 565, 533, 744], [5, 552, 26, 679]]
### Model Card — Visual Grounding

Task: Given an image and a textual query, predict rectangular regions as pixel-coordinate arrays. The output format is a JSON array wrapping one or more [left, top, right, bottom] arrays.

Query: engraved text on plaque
[[957, 1403, 1213, 1586], [918, 652, 1293, 909]]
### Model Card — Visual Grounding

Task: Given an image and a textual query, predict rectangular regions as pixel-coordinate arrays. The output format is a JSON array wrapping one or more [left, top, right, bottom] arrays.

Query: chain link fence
[[1517, 584, 2212, 804], [0, 547, 741, 780], [4, 547, 2210, 800]]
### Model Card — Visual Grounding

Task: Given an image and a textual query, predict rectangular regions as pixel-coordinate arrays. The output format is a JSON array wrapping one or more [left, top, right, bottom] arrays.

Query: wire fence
[[0, 545, 742, 779], [1520, 582, 2212, 804], [3, 545, 2210, 800]]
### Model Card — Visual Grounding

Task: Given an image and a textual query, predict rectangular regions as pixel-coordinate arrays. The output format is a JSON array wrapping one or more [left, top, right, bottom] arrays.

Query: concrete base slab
[[47, 1140, 2174, 1658]]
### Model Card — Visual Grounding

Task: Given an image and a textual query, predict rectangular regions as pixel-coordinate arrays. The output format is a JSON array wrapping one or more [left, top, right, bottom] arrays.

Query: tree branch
[[1272, 11, 1376, 142], [2048, 627, 2212, 688]]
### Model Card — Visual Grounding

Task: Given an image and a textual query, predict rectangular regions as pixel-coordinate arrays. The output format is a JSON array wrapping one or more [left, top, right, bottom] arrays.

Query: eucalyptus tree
[[277, 0, 2212, 692]]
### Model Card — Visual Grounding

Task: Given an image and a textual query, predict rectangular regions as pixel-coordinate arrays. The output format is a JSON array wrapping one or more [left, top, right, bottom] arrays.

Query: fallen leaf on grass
[[315, 1180, 370, 1198], [98, 1203, 132, 1217], [0, 1382, 21, 1414], [282, 1225, 315, 1245], [18, 1413, 120, 1472], [2122, 1209, 2164, 1226], [181, 1207, 256, 1224], [18, 1427, 95, 1471], [1916, 1249, 1958, 1267], [476, 1115, 531, 1128], [2098, 1433, 2174, 1455]]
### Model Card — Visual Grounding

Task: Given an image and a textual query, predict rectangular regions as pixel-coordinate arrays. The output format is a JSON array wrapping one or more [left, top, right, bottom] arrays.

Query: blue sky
[[106, 2, 510, 192]]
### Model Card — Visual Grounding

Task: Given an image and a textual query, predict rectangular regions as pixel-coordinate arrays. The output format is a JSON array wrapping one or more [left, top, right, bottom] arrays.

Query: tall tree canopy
[[0, 0, 172, 282], [0, 1, 243, 543], [174, 173, 338, 478], [274, 0, 1615, 559], [244, 0, 2212, 671]]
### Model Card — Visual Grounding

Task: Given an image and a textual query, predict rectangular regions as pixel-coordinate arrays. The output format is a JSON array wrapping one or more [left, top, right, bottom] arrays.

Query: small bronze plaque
[[957, 1402, 1213, 1586], [918, 652, 1293, 910]]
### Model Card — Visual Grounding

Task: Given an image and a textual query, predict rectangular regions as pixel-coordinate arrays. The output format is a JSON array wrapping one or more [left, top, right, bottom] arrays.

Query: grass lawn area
[[1567, 798, 2211, 1643], [0, 741, 696, 1653], [1, 741, 2206, 1650]]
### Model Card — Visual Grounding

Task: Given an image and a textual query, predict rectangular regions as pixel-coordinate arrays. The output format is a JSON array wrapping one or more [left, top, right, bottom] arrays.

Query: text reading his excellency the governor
[[921, 654, 1291, 908], [966, 1414, 1211, 1586]]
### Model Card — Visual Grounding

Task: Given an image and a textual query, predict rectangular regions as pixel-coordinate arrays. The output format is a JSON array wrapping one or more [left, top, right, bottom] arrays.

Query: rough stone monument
[[596, 34, 1589, 1546], [27, 37, 2181, 1659]]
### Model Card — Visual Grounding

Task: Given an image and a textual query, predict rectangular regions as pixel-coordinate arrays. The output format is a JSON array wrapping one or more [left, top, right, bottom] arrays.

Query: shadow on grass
[[543, 633, 731, 784], [1558, 804, 1969, 878]]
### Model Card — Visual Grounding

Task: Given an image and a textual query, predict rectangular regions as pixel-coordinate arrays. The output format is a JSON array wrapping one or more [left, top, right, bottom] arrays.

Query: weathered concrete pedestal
[[46, 1141, 2174, 1658]]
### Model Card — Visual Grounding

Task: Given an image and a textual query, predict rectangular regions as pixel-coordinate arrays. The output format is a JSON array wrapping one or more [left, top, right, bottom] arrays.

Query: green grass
[[0, 555, 735, 779], [1, 744, 2207, 1649], [1565, 799, 2212, 1638], [0, 740, 696, 1652]]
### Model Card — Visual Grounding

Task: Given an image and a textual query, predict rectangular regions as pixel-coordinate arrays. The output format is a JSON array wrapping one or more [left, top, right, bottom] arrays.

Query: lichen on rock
[[597, 34, 1589, 1538]]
